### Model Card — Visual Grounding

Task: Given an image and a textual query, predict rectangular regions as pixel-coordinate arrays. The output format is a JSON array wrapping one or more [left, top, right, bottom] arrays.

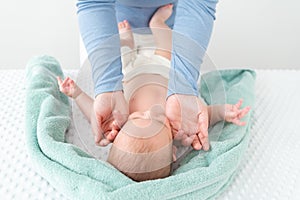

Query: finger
[[91, 112, 105, 143], [171, 130, 178, 140], [232, 119, 246, 126], [182, 135, 195, 146], [172, 145, 177, 161], [62, 76, 69, 83], [57, 76, 63, 85], [191, 136, 202, 150], [93, 120, 104, 144], [226, 111, 238, 119], [113, 110, 128, 128], [111, 120, 120, 132], [198, 130, 209, 151], [106, 129, 118, 142], [198, 111, 208, 134], [197, 131, 210, 151], [238, 106, 251, 119], [94, 132, 102, 144], [198, 114, 209, 151], [93, 121, 104, 143], [107, 121, 120, 142], [174, 129, 184, 140], [235, 99, 243, 109], [99, 138, 110, 146], [61, 77, 70, 88]]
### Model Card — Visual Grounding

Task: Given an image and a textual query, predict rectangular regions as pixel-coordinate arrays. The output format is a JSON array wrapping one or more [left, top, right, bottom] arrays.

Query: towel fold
[[25, 55, 255, 200]]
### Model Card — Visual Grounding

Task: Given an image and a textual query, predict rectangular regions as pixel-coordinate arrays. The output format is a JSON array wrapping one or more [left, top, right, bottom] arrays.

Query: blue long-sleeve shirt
[[77, 0, 218, 97]]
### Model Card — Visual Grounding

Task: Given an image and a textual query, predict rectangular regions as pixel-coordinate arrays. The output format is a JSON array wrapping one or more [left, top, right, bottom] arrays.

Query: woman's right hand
[[92, 91, 129, 146]]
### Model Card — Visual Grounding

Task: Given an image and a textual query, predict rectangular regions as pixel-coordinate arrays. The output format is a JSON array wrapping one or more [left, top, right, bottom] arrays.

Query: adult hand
[[166, 94, 209, 151], [91, 91, 129, 146]]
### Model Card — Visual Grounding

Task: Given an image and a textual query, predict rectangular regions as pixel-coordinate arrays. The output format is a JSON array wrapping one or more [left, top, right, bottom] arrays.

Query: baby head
[[107, 106, 174, 181]]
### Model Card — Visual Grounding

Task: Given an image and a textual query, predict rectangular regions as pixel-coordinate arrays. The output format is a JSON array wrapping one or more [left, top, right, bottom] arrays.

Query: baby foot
[[150, 4, 173, 28], [118, 20, 134, 49]]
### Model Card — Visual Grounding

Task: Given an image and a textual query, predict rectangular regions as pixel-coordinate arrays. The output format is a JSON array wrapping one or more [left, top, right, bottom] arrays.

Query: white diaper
[[121, 33, 171, 82]]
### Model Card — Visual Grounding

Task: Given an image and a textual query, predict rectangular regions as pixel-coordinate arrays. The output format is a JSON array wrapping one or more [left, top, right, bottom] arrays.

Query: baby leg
[[118, 20, 134, 49], [118, 20, 136, 67], [149, 4, 173, 60]]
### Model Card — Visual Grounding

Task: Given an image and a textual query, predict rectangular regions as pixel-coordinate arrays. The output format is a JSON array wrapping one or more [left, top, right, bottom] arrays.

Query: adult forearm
[[77, 0, 123, 95], [168, 0, 218, 96]]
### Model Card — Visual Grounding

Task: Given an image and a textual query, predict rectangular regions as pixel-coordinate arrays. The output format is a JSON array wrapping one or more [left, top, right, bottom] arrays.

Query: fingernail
[[100, 139, 110, 146], [194, 143, 201, 150], [204, 144, 210, 151], [99, 140, 106, 146]]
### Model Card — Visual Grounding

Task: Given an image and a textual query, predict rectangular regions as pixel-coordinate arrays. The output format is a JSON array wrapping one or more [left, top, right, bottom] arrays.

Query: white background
[[0, 0, 79, 69], [0, 0, 299, 69]]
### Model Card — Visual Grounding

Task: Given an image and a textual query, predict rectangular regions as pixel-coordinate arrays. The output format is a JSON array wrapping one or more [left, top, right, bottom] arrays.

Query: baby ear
[[172, 145, 177, 162]]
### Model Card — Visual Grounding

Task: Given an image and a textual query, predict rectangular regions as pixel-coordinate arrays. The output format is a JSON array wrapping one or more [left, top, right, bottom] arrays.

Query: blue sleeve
[[77, 0, 123, 96], [168, 0, 218, 97]]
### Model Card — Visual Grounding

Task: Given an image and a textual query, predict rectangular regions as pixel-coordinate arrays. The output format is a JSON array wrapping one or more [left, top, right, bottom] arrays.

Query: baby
[[58, 4, 250, 181]]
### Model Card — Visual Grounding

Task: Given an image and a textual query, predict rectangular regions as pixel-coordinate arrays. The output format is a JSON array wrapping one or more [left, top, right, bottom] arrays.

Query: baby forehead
[[149, 104, 165, 114], [120, 118, 167, 139]]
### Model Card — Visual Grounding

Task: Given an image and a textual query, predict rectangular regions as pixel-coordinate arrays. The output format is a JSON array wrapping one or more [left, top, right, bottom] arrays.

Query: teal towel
[[25, 55, 256, 200]]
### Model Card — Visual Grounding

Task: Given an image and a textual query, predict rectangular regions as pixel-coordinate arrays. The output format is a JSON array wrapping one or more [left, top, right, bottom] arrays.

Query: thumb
[[112, 110, 128, 129], [57, 76, 63, 85], [198, 113, 209, 151], [91, 112, 104, 143]]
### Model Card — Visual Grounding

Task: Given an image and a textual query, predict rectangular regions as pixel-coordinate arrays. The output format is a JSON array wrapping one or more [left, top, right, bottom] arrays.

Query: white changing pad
[[0, 69, 299, 199]]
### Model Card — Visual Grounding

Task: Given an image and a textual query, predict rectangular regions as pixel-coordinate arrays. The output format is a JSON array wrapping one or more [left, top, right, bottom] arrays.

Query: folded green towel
[[25, 55, 255, 200]]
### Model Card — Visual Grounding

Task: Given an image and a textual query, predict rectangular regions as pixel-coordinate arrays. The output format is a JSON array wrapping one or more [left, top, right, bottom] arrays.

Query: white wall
[[0, 0, 79, 69], [0, 0, 299, 70], [207, 0, 300, 69]]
